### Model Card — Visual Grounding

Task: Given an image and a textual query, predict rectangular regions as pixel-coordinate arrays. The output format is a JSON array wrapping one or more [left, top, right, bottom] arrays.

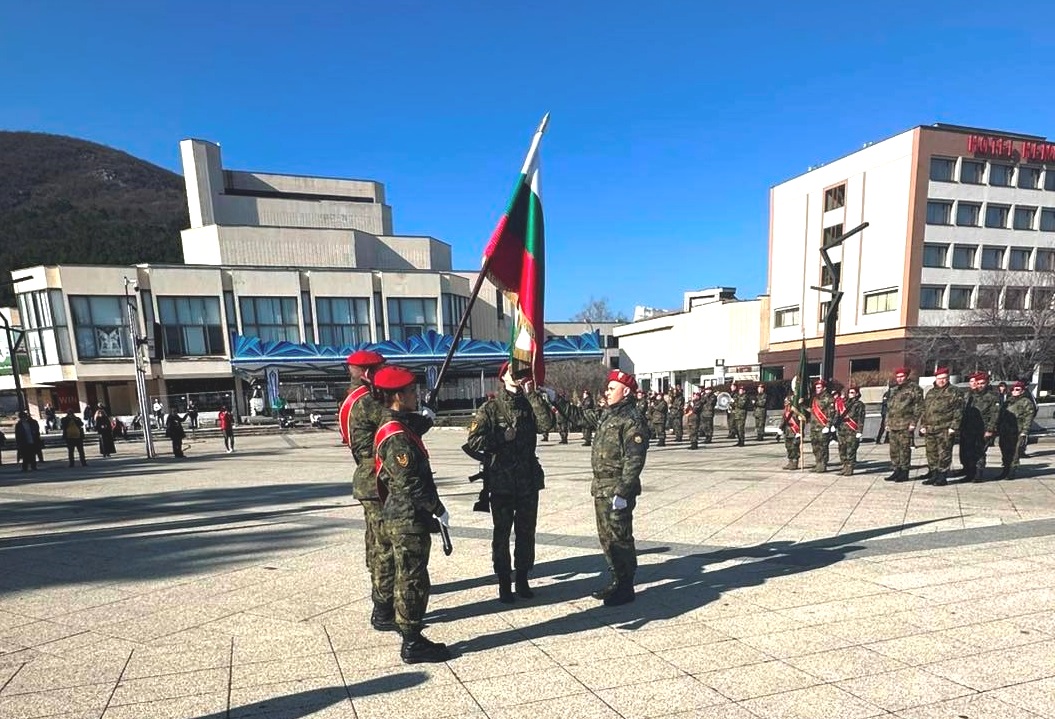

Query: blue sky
[[3, 1, 1055, 320]]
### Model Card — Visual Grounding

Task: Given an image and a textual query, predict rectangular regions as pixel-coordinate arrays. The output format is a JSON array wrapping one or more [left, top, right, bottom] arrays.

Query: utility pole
[[809, 222, 869, 382], [125, 278, 156, 458]]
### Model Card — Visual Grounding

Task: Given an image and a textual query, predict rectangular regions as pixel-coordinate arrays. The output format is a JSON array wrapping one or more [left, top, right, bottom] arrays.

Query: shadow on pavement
[[436, 519, 945, 656], [192, 672, 427, 719]]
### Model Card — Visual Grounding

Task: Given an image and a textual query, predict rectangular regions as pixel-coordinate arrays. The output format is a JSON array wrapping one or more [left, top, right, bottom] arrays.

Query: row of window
[[929, 156, 1055, 190], [919, 285, 1054, 311], [922, 244, 1055, 272], [926, 199, 1055, 231], [774, 288, 900, 328]]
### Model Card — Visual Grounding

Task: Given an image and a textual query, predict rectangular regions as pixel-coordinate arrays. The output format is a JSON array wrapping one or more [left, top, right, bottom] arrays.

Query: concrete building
[[761, 123, 1055, 390], [8, 139, 600, 417], [613, 288, 767, 393], [545, 321, 621, 370]]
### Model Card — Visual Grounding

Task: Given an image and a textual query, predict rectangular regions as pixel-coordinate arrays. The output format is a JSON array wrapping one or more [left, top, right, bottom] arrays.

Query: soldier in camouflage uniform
[[730, 385, 749, 446], [636, 389, 649, 416], [684, 401, 699, 450], [958, 371, 1000, 482], [466, 362, 554, 603], [371, 365, 450, 664], [556, 398, 570, 444], [884, 367, 924, 482], [555, 370, 649, 606], [752, 384, 768, 441], [809, 379, 836, 472], [698, 387, 717, 443], [580, 390, 595, 446], [995, 381, 1036, 479], [918, 367, 964, 486], [648, 392, 668, 446], [670, 387, 684, 442], [726, 382, 739, 438], [835, 385, 867, 475], [344, 350, 399, 632], [781, 393, 806, 469]]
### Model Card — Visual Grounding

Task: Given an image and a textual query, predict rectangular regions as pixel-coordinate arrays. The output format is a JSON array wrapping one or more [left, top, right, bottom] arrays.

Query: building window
[[373, 292, 385, 341], [301, 291, 314, 343], [1004, 287, 1027, 310], [989, 164, 1014, 187], [980, 247, 1005, 270], [977, 287, 999, 309], [850, 357, 881, 373], [948, 286, 973, 310], [929, 157, 956, 182], [1013, 206, 1037, 230], [1046, 171, 1055, 191], [157, 296, 225, 357], [1036, 249, 1055, 272], [16, 289, 73, 366], [863, 289, 897, 314], [223, 290, 238, 334], [960, 160, 985, 184], [1041, 208, 1055, 232], [926, 201, 953, 225], [822, 224, 843, 247], [609, 356, 620, 369], [820, 261, 841, 286], [316, 297, 370, 346], [922, 244, 948, 268], [1019, 166, 1042, 190], [442, 293, 471, 337], [239, 297, 300, 343], [774, 306, 799, 328], [823, 184, 846, 211], [951, 245, 976, 269], [818, 301, 831, 322], [919, 286, 944, 310], [68, 295, 133, 359], [984, 204, 1010, 229], [1009, 248, 1032, 271], [1032, 287, 1054, 310], [387, 297, 438, 341], [956, 202, 981, 227]]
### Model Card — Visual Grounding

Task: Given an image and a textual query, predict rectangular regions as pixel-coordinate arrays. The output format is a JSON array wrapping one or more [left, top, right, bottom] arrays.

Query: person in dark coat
[[61, 408, 87, 467], [14, 411, 42, 472], [166, 408, 187, 458], [95, 407, 116, 457]]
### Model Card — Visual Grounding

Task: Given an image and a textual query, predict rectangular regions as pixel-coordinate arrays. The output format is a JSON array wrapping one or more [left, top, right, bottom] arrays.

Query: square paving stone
[[741, 683, 886, 719], [836, 667, 974, 712], [697, 659, 819, 701], [783, 645, 908, 682], [463, 666, 585, 710], [597, 675, 726, 718]]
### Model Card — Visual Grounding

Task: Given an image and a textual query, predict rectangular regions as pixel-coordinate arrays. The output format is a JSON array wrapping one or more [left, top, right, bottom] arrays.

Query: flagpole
[[426, 114, 550, 407]]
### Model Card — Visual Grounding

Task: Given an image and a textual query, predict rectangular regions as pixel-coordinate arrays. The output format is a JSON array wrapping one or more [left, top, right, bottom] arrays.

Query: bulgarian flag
[[482, 114, 549, 384]]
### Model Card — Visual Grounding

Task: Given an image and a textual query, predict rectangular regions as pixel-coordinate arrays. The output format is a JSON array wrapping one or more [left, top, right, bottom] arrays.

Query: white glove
[[541, 386, 557, 403], [435, 510, 450, 527], [820, 427, 830, 434], [612, 495, 628, 510], [948, 428, 956, 435], [855, 433, 862, 439], [919, 427, 927, 436], [795, 433, 801, 439], [419, 407, 437, 421]]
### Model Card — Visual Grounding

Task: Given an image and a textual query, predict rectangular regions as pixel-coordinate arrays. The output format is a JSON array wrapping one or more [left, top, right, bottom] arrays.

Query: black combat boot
[[947, 468, 966, 478], [921, 472, 937, 485], [400, 629, 451, 664], [783, 460, 797, 470], [498, 573, 515, 604], [893, 468, 910, 482], [591, 576, 618, 600], [919, 469, 934, 481], [994, 464, 1011, 480], [932, 471, 948, 487], [370, 602, 397, 632], [842, 463, 854, 476], [603, 578, 635, 607], [883, 469, 899, 482], [515, 569, 534, 599]]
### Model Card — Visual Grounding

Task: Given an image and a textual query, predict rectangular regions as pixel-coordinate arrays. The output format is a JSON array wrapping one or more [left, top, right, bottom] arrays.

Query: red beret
[[498, 361, 532, 380], [813, 379, 827, 387], [607, 370, 638, 393], [935, 367, 950, 377], [347, 350, 385, 367], [372, 366, 416, 391], [1013, 381, 1027, 389], [894, 367, 910, 376], [972, 371, 990, 381]]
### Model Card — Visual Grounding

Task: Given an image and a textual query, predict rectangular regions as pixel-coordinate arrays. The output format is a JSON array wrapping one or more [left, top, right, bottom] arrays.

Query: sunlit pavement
[[1, 429, 1054, 718]]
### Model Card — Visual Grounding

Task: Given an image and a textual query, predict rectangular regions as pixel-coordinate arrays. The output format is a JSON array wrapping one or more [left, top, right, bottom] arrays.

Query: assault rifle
[[461, 443, 492, 513]]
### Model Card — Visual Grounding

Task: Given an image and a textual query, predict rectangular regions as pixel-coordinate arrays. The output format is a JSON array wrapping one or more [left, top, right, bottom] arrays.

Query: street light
[[1, 275, 35, 413]]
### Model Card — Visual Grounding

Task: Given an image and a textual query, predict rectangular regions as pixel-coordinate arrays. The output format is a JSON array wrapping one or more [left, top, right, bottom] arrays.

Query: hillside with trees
[[0, 131, 187, 303]]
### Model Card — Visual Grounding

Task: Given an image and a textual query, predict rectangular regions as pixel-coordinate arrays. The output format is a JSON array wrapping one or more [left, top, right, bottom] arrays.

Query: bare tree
[[544, 360, 609, 399], [572, 296, 628, 323]]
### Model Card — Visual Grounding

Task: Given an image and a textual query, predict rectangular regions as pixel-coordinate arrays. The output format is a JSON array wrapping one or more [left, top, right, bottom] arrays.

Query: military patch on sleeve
[[633, 434, 644, 444], [468, 421, 477, 433], [396, 453, 410, 468]]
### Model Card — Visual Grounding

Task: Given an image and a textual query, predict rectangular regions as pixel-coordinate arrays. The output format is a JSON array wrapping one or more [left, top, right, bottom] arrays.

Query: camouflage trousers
[[998, 431, 1026, 468], [732, 414, 747, 443], [925, 430, 956, 470], [651, 423, 666, 446], [594, 495, 637, 582], [362, 500, 394, 607], [390, 528, 431, 633], [489, 491, 539, 576], [836, 430, 860, 465], [753, 411, 767, 440], [685, 418, 699, 449], [672, 416, 683, 442], [557, 422, 569, 443], [810, 429, 830, 467], [583, 425, 593, 444], [784, 433, 801, 462], [700, 416, 714, 441], [888, 428, 914, 470]]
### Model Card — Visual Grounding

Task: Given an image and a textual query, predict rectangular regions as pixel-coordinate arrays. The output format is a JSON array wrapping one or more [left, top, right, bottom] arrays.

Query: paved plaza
[[2, 428, 1055, 718]]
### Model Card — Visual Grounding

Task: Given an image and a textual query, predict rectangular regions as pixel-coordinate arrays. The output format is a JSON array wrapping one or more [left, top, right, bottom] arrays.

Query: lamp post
[[1, 275, 34, 413], [809, 222, 869, 382]]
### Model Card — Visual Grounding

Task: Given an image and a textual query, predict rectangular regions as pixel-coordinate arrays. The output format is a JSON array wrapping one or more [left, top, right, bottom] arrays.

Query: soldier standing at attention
[[684, 401, 699, 450], [781, 392, 806, 470], [835, 385, 867, 475], [580, 390, 595, 446], [808, 380, 835, 472], [971, 372, 1001, 480], [371, 366, 450, 664], [752, 383, 768, 441], [465, 362, 554, 603], [554, 370, 649, 606], [556, 395, 570, 444], [726, 382, 739, 439], [636, 389, 650, 421], [995, 381, 1036, 480], [670, 387, 684, 442], [648, 392, 668, 446], [699, 387, 717, 443], [730, 385, 749, 447], [884, 367, 924, 483], [918, 367, 963, 487]]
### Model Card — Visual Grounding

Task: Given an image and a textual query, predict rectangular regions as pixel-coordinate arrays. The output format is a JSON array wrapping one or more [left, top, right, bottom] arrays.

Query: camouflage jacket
[[886, 381, 924, 431], [648, 398, 668, 425], [730, 393, 749, 418], [1001, 395, 1036, 435], [920, 383, 964, 434], [558, 397, 649, 499], [350, 380, 432, 500], [751, 393, 768, 419], [684, 405, 699, 431], [636, 397, 650, 415], [698, 394, 717, 417], [809, 393, 836, 436], [374, 409, 445, 533], [670, 395, 684, 414], [835, 397, 866, 436], [969, 386, 1001, 433], [465, 388, 553, 496]]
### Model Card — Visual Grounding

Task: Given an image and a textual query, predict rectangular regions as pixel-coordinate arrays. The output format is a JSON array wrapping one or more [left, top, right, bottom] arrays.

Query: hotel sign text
[[967, 134, 1055, 163]]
